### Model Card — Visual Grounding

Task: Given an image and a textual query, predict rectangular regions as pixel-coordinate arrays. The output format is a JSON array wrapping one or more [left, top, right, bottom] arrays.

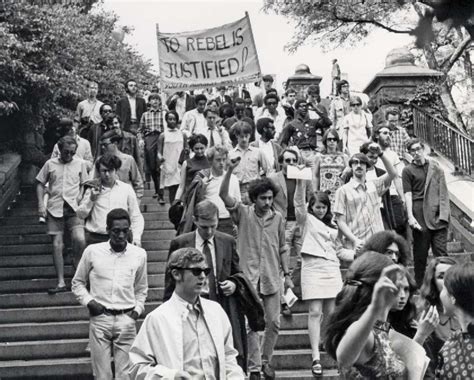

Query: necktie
[[209, 129, 215, 147], [203, 240, 217, 301]]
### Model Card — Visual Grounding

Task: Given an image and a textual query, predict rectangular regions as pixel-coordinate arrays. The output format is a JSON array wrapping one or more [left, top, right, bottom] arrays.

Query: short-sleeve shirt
[[229, 203, 286, 295], [435, 326, 474, 379], [402, 161, 428, 200], [334, 177, 389, 246], [232, 146, 269, 184], [36, 157, 89, 218]]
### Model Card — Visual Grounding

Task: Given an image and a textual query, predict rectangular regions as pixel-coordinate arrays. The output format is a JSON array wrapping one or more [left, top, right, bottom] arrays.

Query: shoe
[[281, 303, 292, 317], [158, 197, 165, 205], [311, 359, 323, 378], [48, 285, 68, 295], [39, 216, 46, 224], [249, 371, 261, 380], [152, 193, 158, 199], [262, 363, 275, 380]]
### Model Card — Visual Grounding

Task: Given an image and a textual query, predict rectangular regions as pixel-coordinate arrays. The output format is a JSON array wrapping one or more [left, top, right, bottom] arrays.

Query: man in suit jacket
[[164, 200, 247, 370], [215, 86, 233, 107], [115, 79, 147, 135]]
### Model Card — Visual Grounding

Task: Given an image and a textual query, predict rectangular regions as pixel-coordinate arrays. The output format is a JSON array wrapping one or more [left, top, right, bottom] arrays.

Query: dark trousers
[[85, 231, 109, 246], [144, 132, 163, 196], [412, 200, 448, 286], [166, 184, 179, 204]]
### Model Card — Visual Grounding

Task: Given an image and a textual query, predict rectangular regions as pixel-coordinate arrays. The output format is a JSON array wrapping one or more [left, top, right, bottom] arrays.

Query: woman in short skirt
[[295, 179, 344, 377]]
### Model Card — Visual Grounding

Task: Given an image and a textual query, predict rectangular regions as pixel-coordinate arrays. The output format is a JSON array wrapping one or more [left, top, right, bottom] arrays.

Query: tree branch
[[333, 11, 414, 34], [440, 36, 473, 72]]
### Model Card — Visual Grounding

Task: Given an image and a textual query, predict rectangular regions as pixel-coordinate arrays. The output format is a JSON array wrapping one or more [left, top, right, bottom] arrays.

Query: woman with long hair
[[418, 257, 459, 378], [436, 262, 474, 378], [388, 267, 439, 347], [295, 181, 346, 377], [313, 129, 348, 207], [325, 251, 407, 378]]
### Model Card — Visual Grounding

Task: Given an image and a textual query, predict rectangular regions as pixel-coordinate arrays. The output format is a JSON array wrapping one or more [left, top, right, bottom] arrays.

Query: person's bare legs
[[52, 234, 65, 287]]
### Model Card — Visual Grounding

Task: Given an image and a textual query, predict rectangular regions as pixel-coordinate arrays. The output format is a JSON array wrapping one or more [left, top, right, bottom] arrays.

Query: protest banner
[[156, 13, 261, 91]]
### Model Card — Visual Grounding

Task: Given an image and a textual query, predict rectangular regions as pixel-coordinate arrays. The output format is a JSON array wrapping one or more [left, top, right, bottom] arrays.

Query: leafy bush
[[0, 3, 157, 154]]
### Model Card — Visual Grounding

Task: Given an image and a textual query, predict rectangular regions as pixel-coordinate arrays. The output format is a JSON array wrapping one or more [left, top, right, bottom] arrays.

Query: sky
[[101, 0, 413, 96]]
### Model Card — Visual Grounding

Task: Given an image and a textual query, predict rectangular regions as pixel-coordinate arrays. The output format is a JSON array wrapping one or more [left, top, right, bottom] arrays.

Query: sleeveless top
[[343, 321, 407, 379], [160, 129, 183, 188]]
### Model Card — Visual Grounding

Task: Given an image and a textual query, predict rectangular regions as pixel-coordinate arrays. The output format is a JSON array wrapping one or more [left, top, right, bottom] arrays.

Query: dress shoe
[[262, 363, 275, 380], [249, 371, 261, 380], [48, 285, 68, 295]]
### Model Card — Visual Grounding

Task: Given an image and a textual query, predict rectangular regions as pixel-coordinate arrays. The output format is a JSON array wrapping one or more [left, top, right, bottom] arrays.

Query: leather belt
[[103, 307, 134, 316]]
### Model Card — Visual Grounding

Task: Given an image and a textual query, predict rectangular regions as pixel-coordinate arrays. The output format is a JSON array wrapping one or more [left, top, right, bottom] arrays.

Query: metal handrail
[[412, 105, 474, 177]]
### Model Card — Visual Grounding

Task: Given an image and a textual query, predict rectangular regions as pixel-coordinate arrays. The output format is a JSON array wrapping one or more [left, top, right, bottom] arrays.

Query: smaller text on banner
[[156, 14, 261, 91]]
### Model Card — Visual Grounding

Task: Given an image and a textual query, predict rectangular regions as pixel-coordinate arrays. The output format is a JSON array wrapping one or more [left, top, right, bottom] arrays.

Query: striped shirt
[[334, 177, 389, 248], [139, 108, 164, 137]]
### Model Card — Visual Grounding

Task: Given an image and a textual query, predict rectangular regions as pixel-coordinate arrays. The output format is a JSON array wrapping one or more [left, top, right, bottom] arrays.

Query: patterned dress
[[342, 321, 407, 379], [436, 324, 474, 379], [318, 152, 346, 207]]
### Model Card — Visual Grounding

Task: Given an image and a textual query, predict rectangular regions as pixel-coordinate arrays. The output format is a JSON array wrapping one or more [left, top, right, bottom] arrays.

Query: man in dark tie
[[163, 200, 247, 369], [215, 86, 232, 107]]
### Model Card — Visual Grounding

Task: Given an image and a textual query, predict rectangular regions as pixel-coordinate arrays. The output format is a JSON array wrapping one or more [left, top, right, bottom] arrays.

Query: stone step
[[0, 288, 163, 309], [11, 197, 169, 209], [0, 224, 47, 235], [0, 261, 166, 281], [0, 230, 175, 245], [0, 313, 308, 343], [0, 359, 341, 379], [0, 357, 93, 379], [0, 250, 168, 268], [0, 302, 161, 324], [0, 274, 165, 294], [272, 348, 337, 370]]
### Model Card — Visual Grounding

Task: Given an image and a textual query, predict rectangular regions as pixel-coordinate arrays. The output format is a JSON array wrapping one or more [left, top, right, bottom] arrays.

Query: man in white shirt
[[251, 117, 282, 173], [77, 153, 144, 246], [255, 94, 287, 140], [129, 247, 244, 379], [181, 94, 208, 136], [76, 80, 103, 125], [72, 208, 148, 380]]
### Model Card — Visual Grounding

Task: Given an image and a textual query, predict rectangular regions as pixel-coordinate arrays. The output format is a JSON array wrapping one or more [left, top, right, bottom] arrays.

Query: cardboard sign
[[156, 14, 261, 91], [286, 165, 312, 180]]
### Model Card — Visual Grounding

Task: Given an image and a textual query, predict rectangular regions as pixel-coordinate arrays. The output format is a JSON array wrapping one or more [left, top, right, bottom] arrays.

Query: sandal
[[311, 359, 323, 378]]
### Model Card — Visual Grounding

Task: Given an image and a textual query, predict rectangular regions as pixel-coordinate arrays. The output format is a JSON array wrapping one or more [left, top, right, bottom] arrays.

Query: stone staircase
[[0, 184, 342, 379]]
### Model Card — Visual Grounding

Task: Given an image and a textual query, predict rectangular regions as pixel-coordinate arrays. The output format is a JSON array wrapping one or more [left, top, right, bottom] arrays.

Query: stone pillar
[[363, 47, 443, 129], [286, 64, 322, 99]]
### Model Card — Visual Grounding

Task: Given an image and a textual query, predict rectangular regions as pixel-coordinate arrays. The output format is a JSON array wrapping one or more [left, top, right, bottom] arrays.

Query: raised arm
[[219, 157, 240, 208]]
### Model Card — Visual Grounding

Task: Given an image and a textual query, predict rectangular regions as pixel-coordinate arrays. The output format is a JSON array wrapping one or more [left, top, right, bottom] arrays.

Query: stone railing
[[0, 153, 22, 217]]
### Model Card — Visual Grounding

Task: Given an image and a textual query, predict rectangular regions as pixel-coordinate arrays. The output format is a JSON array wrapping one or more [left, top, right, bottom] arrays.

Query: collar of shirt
[[195, 232, 214, 250], [100, 180, 119, 192], [108, 242, 127, 256], [148, 107, 162, 113], [349, 177, 367, 190], [412, 160, 428, 167], [235, 145, 254, 153], [173, 292, 204, 318]]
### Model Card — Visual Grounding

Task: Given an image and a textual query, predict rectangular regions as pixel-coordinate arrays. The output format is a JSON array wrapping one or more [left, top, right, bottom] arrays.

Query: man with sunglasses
[[72, 208, 148, 380], [402, 138, 450, 286], [334, 143, 397, 259], [130, 247, 244, 379], [87, 103, 115, 159]]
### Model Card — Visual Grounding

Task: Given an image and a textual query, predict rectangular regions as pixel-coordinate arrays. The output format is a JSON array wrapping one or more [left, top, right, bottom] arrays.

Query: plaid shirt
[[138, 108, 164, 137], [390, 126, 410, 159]]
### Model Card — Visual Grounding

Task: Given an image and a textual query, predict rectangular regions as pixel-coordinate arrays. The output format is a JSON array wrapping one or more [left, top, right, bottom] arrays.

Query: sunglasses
[[351, 159, 366, 166], [102, 109, 113, 113], [327, 137, 338, 142], [350, 103, 362, 107], [284, 158, 297, 163], [175, 267, 211, 276]]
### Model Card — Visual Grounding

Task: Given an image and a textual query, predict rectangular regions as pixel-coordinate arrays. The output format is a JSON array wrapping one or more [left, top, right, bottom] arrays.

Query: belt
[[103, 307, 134, 316], [299, 147, 316, 151]]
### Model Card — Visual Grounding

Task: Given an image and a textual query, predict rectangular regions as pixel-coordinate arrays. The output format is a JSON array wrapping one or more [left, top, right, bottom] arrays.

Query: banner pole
[[155, 23, 165, 94], [245, 11, 262, 83]]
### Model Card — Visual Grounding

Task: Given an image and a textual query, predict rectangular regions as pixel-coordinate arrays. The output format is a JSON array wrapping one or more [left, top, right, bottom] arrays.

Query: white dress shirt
[[71, 241, 148, 315]]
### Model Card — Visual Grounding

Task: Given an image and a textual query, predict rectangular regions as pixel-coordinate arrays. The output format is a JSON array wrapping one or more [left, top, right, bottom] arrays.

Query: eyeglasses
[[351, 159, 366, 166], [409, 146, 423, 153], [284, 158, 297, 163], [327, 137, 338, 142], [174, 267, 211, 276], [102, 109, 113, 113], [350, 103, 362, 107]]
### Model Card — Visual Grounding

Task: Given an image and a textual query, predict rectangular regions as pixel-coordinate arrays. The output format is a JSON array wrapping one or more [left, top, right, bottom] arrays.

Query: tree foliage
[[0, 2, 157, 152], [264, 0, 473, 130]]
